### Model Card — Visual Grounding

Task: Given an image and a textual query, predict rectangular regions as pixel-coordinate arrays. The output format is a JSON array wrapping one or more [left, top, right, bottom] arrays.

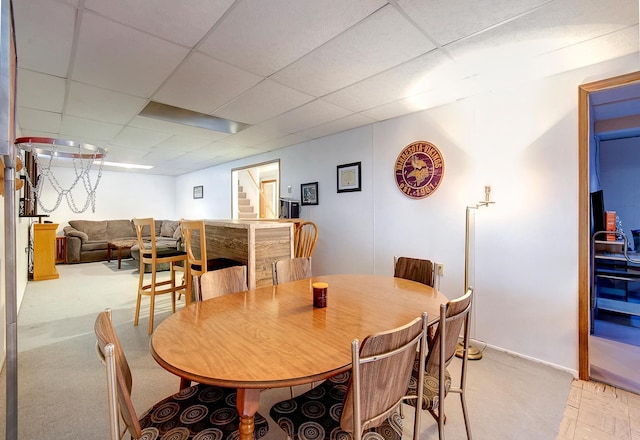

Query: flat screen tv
[[591, 190, 605, 236]]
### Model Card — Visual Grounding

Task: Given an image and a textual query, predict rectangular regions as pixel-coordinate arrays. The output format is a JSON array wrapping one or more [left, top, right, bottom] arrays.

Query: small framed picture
[[337, 162, 361, 193], [301, 182, 319, 206], [193, 185, 204, 199]]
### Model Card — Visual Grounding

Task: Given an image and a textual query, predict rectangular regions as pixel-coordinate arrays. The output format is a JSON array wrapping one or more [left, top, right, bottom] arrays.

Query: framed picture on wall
[[301, 182, 319, 206], [337, 162, 361, 193], [193, 185, 204, 199]]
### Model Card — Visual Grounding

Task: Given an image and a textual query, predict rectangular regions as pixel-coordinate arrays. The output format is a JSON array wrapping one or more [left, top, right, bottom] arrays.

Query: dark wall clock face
[[394, 141, 444, 199]]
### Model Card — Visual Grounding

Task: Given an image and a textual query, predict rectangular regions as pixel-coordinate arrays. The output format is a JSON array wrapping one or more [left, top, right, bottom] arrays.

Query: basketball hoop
[[15, 137, 107, 213]]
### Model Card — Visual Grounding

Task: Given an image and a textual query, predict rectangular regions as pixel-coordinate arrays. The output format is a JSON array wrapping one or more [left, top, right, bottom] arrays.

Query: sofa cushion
[[106, 220, 136, 240], [69, 220, 108, 242], [160, 220, 179, 238], [139, 220, 161, 237], [81, 241, 108, 251]]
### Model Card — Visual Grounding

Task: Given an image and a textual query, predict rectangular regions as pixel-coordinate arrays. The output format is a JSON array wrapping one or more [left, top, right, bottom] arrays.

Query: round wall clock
[[394, 140, 444, 199]]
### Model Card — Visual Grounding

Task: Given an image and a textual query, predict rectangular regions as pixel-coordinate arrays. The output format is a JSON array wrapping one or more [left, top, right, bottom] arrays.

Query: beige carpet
[[0, 261, 573, 439]]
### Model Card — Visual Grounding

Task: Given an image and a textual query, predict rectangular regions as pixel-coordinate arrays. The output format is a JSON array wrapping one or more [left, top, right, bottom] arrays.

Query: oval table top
[[150, 273, 448, 389]]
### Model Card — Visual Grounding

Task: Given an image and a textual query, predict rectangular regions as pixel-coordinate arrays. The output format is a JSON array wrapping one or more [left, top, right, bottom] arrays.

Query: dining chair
[[272, 257, 312, 285], [294, 221, 318, 258], [132, 217, 189, 335], [270, 312, 429, 440], [180, 219, 244, 301], [94, 308, 270, 440], [199, 265, 248, 301], [406, 288, 473, 439], [394, 256, 435, 287]]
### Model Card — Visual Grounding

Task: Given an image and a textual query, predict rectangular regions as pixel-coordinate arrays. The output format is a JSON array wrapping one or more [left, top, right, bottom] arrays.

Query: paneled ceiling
[[12, 0, 639, 175]]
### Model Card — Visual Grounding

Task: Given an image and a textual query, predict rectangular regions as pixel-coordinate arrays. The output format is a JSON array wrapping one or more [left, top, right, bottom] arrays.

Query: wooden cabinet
[[32, 223, 59, 281]]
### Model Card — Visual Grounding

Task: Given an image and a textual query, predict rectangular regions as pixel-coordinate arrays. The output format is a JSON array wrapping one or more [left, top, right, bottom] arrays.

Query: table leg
[[236, 388, 260, 440], [117, 247, 123, 269], [107, 244, 112, 263]]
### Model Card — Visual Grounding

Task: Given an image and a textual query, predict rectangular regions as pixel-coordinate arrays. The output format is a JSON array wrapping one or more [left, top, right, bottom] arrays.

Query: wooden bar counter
[[202, 220, 294, 289]]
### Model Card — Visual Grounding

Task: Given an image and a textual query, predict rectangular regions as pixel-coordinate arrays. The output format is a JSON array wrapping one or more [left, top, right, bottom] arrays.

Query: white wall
[[36, 167, 178, 232]]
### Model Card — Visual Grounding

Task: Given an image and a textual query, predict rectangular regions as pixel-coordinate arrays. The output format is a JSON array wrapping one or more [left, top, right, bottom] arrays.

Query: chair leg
[[148, 268, 157, 335], [134, 260, 144, 327], [460, 393, 472, 439], [134, 291, 142, 327], [170, 264, 177, 313]]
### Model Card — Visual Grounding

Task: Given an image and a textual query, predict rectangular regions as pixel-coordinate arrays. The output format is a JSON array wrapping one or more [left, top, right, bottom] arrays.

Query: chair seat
[[405, 353, 452, 411], [139, 383, 269, 440], [142, 248, 187, 259], [269, 372, 403, 440], [191, 258, 244, 272]]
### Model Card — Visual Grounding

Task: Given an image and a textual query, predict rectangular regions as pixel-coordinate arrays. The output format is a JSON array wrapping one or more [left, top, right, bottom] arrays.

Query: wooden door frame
[[578, 71, 640, 380]]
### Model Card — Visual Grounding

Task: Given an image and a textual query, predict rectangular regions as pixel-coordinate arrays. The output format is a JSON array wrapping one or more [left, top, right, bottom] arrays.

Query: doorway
[[578, 71, 640, 392], [231, 160, 280, 220]]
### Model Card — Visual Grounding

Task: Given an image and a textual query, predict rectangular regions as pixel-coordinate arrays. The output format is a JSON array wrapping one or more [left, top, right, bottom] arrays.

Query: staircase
[[237, 185, 257, 219]]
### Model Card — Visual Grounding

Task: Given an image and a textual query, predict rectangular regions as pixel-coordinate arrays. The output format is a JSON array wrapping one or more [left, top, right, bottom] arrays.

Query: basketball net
[[15, 137, 106, 213]]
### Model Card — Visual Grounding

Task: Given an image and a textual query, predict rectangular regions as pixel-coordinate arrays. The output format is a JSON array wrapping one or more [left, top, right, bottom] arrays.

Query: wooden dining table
[[150, 273, 448, 440]]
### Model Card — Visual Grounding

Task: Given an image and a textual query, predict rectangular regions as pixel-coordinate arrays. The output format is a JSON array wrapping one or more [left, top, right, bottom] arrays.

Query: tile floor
[[558, 380, 640, 439]]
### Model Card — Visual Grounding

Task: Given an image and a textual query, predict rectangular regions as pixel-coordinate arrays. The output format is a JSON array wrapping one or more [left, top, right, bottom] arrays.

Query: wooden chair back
[[94, 309, 142, 440], [180, 220, 207, 276], [294, 221, 318, 258], [272, 257, 312, 285], [426, 288, 473, 375], [394, 256, 434, 287], [132, 217, 157, 261], [341, 313, 428, 440], [199, 265, 248, 301]]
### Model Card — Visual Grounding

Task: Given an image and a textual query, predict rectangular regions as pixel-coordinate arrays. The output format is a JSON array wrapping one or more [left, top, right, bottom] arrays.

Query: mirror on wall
[[231, 160, 280, 220]]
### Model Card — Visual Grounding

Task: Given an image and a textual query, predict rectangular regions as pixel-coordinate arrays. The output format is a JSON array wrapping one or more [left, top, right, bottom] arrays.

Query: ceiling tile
[[447, 0, 639, 72], [396, 0, 550, 46], [84, 0, 234, 48], [12, 0, 76, 77], [153, 51, 263, 115], [322, 49, 463, 112], [220, 125, 291, 148], [17, 70, 66, 113], [297, 113, 377, 139], [152, 136, 214, 153], [531, 25, 639, 80], [198, 0, 388, 76], [140, 148, 188, 165], [271, 5, 436, 97], [72, 11, 189, 97], [66, 82, 148, 125], [253, 134, 310, 152], [60, 115, 124, 141], [262, 100, 351, 134], [113, 126, 174, 149], [215, 79, 315, 124], [17, 107, 62, 133], [102, 145, 151, 164]]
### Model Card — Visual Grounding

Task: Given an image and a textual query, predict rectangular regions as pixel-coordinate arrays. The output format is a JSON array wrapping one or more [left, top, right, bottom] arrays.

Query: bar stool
[[132, 217, 189, 335]]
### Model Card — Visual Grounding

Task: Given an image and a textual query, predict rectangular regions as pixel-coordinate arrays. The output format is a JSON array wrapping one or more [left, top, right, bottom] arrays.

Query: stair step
[[238, 191, 247, 198], [238, 199, 250, 206], [239, 205, 254, 213], [238, 212, 258, 219]]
